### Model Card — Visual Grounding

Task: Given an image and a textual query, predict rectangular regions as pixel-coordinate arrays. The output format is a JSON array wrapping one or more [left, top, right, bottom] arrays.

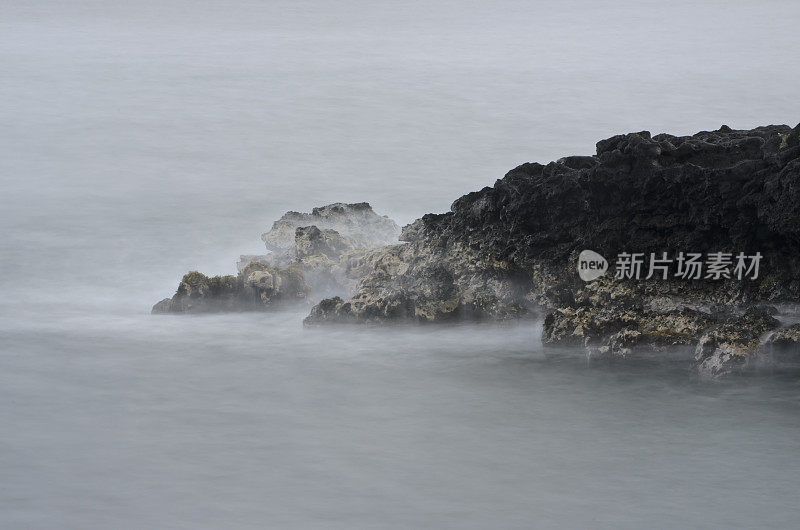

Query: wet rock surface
[[154, 123, 800, 377], [304, 123, 800, 377]]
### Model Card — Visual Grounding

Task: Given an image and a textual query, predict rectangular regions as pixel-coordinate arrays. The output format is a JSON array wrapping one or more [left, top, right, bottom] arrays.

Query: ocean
[[2, 1, 800, 527]]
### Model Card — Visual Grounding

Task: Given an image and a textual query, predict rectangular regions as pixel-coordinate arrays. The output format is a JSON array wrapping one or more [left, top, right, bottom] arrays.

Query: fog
[[2, 1, 800, 528], [2, 0, 798, 315]]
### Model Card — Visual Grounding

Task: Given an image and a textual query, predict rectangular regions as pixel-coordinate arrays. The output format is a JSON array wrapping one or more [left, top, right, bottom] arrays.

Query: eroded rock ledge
[[303, 123, 800, 377]]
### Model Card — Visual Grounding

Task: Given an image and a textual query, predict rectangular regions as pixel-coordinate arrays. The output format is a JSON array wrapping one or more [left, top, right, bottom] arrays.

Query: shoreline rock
[[303, 123, 800, 377], [151, 263, 309, 314], [261, 202, 400, 256], [152, 203, 401, 313], [154, 123, 800, 378]]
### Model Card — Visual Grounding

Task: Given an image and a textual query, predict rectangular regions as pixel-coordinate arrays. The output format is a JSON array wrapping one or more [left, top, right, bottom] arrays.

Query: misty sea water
[[2, 1, 800, 528]]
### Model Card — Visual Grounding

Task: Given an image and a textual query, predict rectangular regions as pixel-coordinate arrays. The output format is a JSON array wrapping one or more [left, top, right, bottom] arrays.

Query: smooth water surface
[[2, 1, 800, 528]]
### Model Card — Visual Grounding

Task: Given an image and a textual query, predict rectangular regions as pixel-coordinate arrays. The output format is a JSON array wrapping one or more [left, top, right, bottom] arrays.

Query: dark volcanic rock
[[306, 123, 800, 376], [153, 123, 800, 377]]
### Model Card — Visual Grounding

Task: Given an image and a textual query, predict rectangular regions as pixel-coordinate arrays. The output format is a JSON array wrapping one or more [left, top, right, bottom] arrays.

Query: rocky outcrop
[[151, 263, 309, 313], [302, 240, 532, 323], [260, 202, 400, 255], [305, 123, 800, 377], [153, 123, 800, 377], [153, 203, 401, 313]]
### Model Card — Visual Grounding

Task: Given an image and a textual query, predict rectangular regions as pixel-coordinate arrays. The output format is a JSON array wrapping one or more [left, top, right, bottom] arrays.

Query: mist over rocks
[[693, 306, 781, 379], [152, 264, 309, 313], [764, 323, 800, 365], [153, 203, 401, 313], [260, 202, 400, 255], [152, 123, 800, 378], [304, 123, 800, 377]]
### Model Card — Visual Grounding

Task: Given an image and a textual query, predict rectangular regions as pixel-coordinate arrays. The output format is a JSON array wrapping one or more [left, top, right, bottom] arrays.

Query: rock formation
[[153, 123, 800, 378], [151, 263, 309, 313], [305, 123, 800, 377], [153, 203, 400, 313], [260, 202, 400, 256]]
